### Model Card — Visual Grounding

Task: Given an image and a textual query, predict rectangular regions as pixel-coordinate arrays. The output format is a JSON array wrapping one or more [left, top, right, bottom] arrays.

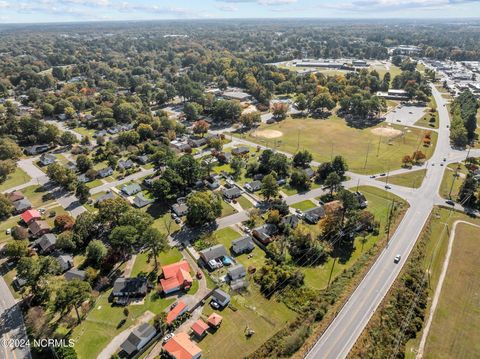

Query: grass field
[[303, 186, 408, 290], [423, 223, 480, 359], [290, 199, 316, 211], [403, 208, 480, 359], [377, 169, 427, 188], [130, 248, 183, 277], [439, 163, 468, 199], [237, 195, 253, 210], [237, 116, 437, 174], [220, 201, 237, 217], [198, 286, 296, 359], [414, 96, 439, 129], [0, 167, 31, 192], [214, 227, 242, 249]]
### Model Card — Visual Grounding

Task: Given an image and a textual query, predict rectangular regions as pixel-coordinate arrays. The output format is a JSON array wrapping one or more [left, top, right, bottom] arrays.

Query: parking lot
[[385, 105, 427, 127]]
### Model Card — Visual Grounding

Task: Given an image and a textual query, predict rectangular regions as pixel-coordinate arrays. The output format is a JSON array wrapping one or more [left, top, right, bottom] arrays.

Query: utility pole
[[376, 133, 382, 157], [386, 198, 395, 245], [327, 257, 337, 289], [363, 141, 371, 170], [448, 164, 460, 199]]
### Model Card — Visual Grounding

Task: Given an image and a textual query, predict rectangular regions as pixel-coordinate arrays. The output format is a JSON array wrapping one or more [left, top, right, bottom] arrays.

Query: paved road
[[0, 263, 30, 359], [304, 84, 466, 359], [90, 168, 155, 195]]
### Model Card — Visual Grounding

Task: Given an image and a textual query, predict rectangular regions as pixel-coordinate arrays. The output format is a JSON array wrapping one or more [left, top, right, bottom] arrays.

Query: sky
[[0, 0, 479, 23]]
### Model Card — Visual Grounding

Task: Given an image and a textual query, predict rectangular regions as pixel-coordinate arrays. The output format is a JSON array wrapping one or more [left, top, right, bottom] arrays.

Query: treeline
[[450, 90, 479, 148]]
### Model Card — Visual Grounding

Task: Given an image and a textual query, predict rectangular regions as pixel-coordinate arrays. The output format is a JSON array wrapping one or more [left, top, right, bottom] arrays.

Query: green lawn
[[22, 185, 56, 208], [415, 96, 439, 129], [73, 127, 95, 137], [220, 201, 237, 218], [146, 203, 180, 235], [214, 227, 242, 250], [131, 248, 183, 277], [439, 163, 468, 199], [0, 167, 31, 192], [290, 199, 316, 211], [303, 186, 408, 290], [198, 285, 296, 359], [237, 116, 437, 174], [237, 195, 253, 210], [281, 181, 321, 196], [85, 179, 103, 189], [72, 290, 174, 359], [377, 169, 427, 189], [0, 216, 21, 243]]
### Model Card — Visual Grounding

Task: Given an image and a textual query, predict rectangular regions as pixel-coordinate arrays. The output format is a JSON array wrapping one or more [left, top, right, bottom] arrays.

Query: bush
[[12, 226, 28, 240]]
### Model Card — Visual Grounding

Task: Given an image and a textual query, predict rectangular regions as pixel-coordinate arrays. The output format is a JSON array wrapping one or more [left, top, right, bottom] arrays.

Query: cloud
[[328, 0, 480, 12], [216, 0, 298, 5], [218, 4, 239, 11]]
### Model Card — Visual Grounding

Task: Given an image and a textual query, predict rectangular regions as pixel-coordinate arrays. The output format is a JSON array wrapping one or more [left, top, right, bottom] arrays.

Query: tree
[[0, 193, 13, 219], [109, 225, 138, 255], [186, 192, 222, 227], [54, 214, 75, 232], [0, 159, 16, 183], [294, 93, 308, 113], [97, 197, 130, 226], [142, 228, 168, 271], [290, 169, 310, 190], [271, 102, 289, 120], [76, 183, 90, 204], [261, 174, 279, 200], [458, 173, 477, 207], [325, 172, 342, 194], [240, 111, 261, 128], [54, 280, 92, 323], [411, 150, 426, 164], [46, 163, 77, 191], [17, 256, 61, 293], [86, 240, 107, 267], [292, 150, 312, 168], [117, 130, 140, 146], [192, 119, 209, 136], [288, 227, 327, 266], [76, 154, 93, 173], [309, 93, 336, 116], [0, 137, 22, 161], [402, 155, 412, 168], [60, 132, 78, 146], [184, 102, 203, 122], [230, 157, 244, 179], [4, 240, 29, 259], [137, 123, 154, 140], [332, 156, 348, 178], [56, 231, 76, 252], [73, 212, 98, 248]]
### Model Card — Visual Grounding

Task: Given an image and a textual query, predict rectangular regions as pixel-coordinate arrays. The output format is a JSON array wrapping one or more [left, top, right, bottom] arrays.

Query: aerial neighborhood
[[0, 13, 479, 359]]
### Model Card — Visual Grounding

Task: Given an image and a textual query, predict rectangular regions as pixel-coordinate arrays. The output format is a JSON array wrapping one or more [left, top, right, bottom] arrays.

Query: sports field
[[239, 116, 437, 174]]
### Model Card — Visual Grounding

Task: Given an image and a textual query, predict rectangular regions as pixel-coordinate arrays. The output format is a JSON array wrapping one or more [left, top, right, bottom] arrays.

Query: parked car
[[162, 333, 175, 343], [379, 173, 386, 177], [210, 300, 220, 309], [370, 175, 376, 179], [385, 185, 391, 190], [445, 200, 455, 206]]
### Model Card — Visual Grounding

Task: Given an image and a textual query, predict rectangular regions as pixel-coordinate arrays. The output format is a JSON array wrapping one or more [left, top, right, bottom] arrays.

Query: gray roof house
[[77, 173, 92, 183], [244, 180, 262, 192], [199, 244, 228, 269], [280, 214, 299, 229], [231, 146, 250, 156], [188, 137, 207, 148], [95, 191, 115, 205], [228, 264, 246, 281], [56, 254, 74, 272], [112, 277, 148, 298], [304, 206, 326, 224], [303, 167, 315, 180], [137, 155, 150, 165], [97, 167, 113, 178], [24, 144, 49, 155], [222, 187, 242, 200], [354, 191, 368, 208], [231, 236, 255, 255], [121, 183, 142, 196], [211, 288, 231, 307], [35, 233, 56, 253], [120, 323, 156, 356], [13, 199, 32, 214], [118, 159, 134, 170], [39, 153, 56, 166], [172, 203, 189, 217], [64, 268, 86, 282], [133, 193, 154, 208], [252, 224, 279, 245]]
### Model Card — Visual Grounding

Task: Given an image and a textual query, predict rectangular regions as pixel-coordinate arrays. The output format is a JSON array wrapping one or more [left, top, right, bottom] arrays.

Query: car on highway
[[379, 173, 386, 177], [445, 199, 455, 206], [384, 185, 391, 190], [443, 158, 446, 162], [394, 254, 401, 263], [370, 175, 376, 178]]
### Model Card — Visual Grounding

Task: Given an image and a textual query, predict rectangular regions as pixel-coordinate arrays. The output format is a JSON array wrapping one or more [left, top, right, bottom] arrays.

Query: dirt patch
[[371, 127, 403, 137], [252, 129, 283, 139]]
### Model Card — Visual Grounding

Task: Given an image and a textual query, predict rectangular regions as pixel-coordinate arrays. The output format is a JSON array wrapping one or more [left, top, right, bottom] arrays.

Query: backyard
[[0, 167, 31, 192], [237, 116, 437, 174]]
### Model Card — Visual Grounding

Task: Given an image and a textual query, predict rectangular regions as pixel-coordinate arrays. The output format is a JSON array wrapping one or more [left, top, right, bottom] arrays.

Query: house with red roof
[[160, 261, 193, 295], [166, 300, 188, 325], [207, 313, 223, 329], [191, 319, 209, 338], [21, 209, 41, 225], [163, 332, 202, 359]]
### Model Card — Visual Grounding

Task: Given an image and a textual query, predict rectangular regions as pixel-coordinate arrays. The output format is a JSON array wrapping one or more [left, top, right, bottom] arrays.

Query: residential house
[[159, 261, 193, 294], [204, 176, 220, 190], [303, 206, 326, 224], [216, 152, 232, 164], [252, 224, 279, 245], [324, 200, 343, 216], [231, 146, 250, 156], [34, 233, 56, 252], [191, 319, 209, 338], [64, 268, 86, 282], [222, 90, 252, 102], [211, 288, 230, 308], [231, 236, 255, 255], [95, 130, 108, 138], [163, 332, 202, 359], [12, 277, 27, 291], [13, 199, 32, 214], [77, 174, 92, 183], [207, 313, 223, 328], [244, 180, 262, 192], [112, 277, 148, 299], [120, 323, 156, 356], [6, 190, 24, 203], [354, 191, 368, 208], [39, 153, 56, 166], [170, 140, 191, 153], [144, 175, 161, 187], [136, 155, 150, 165], [222, 187, 242, 200], [118, 159, 134, 170], [56, 254, 74, 272], [97, 167, 113, 178], [303, 167, 315, 180], [199, 245, 228, 270], [95, 192, 115, 205], [21, 209, 41, 224], [228, 264, 246, 281], [166, 300, 188, 325], [24, 144, 49, 155], [188, 137, 207, 148], [172, 203, 189, 217], [133, 193, 154, 208], [29, 221, 51, 238], [280, 214, 299, 229], [121, 183, 142, 196]]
